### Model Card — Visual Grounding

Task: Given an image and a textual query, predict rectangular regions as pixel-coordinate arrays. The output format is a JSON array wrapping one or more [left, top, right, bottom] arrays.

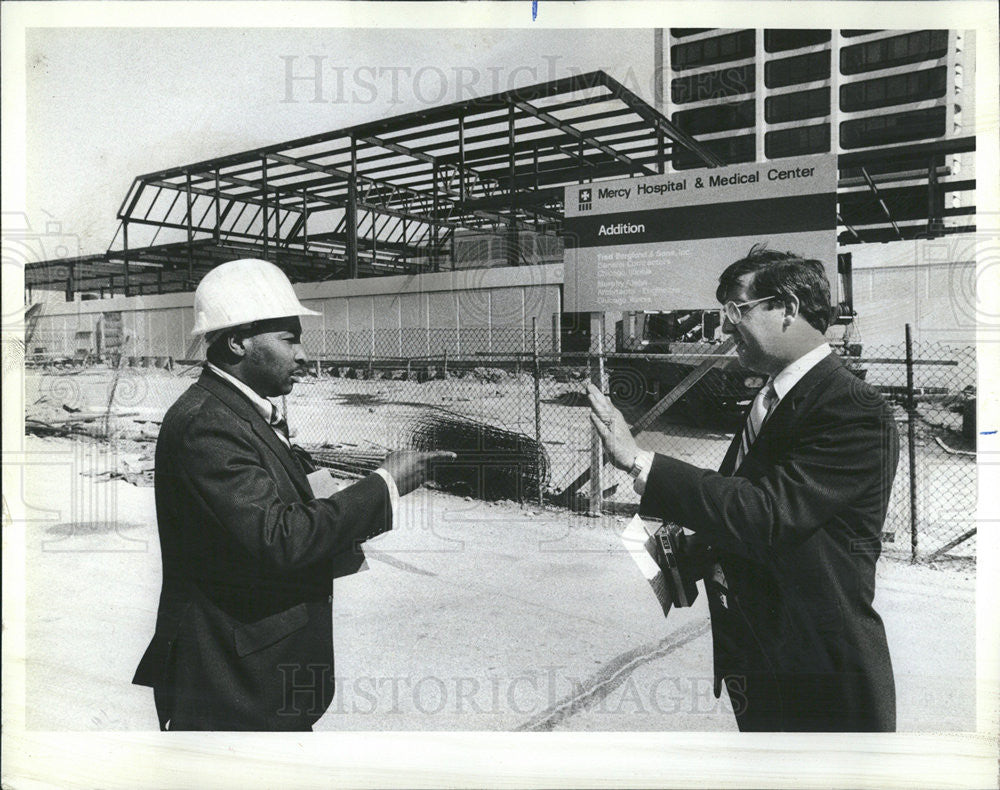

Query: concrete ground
[[23, 366, 977, 559], [18, 435, 976, 732]]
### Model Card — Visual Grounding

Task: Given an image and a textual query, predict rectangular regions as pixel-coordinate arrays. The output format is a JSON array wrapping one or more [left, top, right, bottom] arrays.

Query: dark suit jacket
[[132, 370, 392, 731], [640, 352, 898, 731]]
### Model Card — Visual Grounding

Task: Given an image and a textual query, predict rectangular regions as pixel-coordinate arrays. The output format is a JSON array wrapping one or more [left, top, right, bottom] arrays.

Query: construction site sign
[[562, 154, 837, 312]]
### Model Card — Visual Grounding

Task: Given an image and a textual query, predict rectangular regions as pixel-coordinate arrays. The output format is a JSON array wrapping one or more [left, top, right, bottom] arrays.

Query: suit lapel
[[195, 370, 313, 499], [727, 352, 843, 474], [719, 422, 743, 476]]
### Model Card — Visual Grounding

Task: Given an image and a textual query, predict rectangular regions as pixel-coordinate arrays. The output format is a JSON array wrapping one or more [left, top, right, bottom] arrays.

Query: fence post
[[532, 317, 543, 507], [589, 313, 606, 516], [905, 323, 919, 563], [104, 342, 129, 438], [442, 347, 448, 380]]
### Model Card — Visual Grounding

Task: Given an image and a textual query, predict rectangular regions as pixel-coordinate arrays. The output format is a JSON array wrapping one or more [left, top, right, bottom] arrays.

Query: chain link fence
[[24, 326, 976, 561], [861, 338, 977, 560]]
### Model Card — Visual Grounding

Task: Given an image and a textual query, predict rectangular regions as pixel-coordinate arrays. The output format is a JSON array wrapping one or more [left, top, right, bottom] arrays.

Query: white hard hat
[[191, 258, 319, 337]]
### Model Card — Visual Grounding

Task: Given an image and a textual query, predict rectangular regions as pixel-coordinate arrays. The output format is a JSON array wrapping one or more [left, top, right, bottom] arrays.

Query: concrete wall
[[27, 243, 977, 360], [848, 239, 976, 348], [28, 264, 565, 360]]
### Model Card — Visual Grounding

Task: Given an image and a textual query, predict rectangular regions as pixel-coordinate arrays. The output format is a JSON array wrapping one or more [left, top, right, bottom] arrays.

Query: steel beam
[[358, 132, 506, 201], [432, 161, 440, 271], [265, 152, 461, 228], [185, 172, 194, 279], [262, 156, 270, 257], [600, 71, 724, 168], [507, 105, 519, 267], [347, 137, 358, 278], [513, 99, 653, 176], [198, 169, 338, 211], [927, 156, 940, 237], [116, 215, 274, 243], [214, 172, 221, 242], [860, 167, 902, 240], [144, 178, 272, 212], [838, 136, 975, 169], [123, 221, 130, 296]]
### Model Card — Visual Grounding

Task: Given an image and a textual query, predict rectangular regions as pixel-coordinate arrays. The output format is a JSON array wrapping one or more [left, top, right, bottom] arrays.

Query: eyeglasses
[[723, 295, 776, 324]]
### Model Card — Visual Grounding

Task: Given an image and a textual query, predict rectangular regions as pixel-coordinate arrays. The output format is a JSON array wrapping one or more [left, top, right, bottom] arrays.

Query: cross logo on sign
[[578, 188, 592, 211]]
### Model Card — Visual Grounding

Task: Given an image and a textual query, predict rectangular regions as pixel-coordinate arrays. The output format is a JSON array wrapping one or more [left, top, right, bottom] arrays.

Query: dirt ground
[[16, 432, 977, 732]]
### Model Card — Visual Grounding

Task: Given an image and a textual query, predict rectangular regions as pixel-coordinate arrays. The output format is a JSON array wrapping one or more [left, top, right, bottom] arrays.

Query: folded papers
[[307, 468, 347, 499], [621, 514, 698, 615], [621, 514, 673, 616], [308, 468, 370, 580]]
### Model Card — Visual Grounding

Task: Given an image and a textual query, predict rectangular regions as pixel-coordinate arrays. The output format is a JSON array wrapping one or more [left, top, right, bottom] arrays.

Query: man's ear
[[783, 294, 800, 326], [224, 331, 250, 359]]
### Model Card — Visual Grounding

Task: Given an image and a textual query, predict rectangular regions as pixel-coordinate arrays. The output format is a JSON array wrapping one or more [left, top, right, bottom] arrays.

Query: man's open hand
[[587, 383, 640, 471], [382, 450, 457, 496]]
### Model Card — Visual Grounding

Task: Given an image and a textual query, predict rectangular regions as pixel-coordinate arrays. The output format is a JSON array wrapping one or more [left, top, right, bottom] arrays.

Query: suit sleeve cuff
[[631, 449, 656, 495], [374, 467, 399, 525]]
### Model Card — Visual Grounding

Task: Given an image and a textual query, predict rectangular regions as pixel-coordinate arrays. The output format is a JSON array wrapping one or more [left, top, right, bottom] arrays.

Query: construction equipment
[[604, 253, 864, 424]]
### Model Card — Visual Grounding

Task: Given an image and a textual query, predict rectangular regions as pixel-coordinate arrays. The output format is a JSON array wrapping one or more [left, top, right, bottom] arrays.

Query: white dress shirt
[[631, 342, 832, 493], [204, 363, 399, 511], [206, 362, 289, 443]]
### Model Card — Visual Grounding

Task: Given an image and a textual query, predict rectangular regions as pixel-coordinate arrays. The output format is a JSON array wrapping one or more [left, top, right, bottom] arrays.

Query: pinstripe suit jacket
[[133, 370, 391, 730], [640, 353, 898, 731]]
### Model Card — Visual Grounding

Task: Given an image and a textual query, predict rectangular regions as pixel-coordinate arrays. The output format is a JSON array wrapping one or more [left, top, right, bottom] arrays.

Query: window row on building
[[663, 28, 958, 165], [840, 66, 947, 112], [668, 29, 949, 78], [671, 99, 755, 135], [765, 50, 831, 88], [672, 28, 837, 71], [671, 29, 755, 71], [670, 33, 951, 108], [671, 104, 948, 164], [765, 87, 830, 124], [673, 67, 947, 119], [671, 64, 755, 104], [840, 30, 949, 75], [675, 67, 948, 130]]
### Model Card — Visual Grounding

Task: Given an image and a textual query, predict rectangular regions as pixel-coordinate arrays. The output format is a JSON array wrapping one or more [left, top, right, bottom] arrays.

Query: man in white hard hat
[[132, 258, 453, 731]]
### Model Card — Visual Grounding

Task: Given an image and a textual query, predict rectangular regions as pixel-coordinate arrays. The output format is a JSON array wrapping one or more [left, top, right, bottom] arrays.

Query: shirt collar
[[769, 342, 832, 402], [205, 362, 278, 423]]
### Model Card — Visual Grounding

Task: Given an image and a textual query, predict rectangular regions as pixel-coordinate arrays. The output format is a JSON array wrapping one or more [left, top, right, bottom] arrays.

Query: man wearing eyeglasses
[[589, 244, 899, 732]]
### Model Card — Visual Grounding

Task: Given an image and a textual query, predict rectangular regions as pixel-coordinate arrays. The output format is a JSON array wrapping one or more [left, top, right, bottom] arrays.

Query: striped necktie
[[734, 380, 778, 469], [708, 381, 778, 614], [269, 405, 291, 444]]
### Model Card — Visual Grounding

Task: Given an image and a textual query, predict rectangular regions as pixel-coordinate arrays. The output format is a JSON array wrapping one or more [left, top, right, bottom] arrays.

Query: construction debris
[[309, 447, 387, 479], [405, 410, 550, 502], [933, 436, 976, 457]]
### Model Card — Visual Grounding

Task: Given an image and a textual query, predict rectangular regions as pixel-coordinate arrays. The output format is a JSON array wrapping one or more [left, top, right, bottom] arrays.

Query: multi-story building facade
[[656, 29, 974, 244]]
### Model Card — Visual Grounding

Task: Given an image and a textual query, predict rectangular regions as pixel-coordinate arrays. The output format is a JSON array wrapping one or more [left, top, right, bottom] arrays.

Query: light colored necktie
[[734, 380, 778, 469]]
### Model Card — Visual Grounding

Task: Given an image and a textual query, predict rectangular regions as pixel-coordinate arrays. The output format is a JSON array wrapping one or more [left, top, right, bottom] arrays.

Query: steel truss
[[26, 70, 976, 297]]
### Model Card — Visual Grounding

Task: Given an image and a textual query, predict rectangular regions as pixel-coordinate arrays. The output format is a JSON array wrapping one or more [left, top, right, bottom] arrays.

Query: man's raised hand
[[382, 450, 457, 496], [587, 383, 640, 471]]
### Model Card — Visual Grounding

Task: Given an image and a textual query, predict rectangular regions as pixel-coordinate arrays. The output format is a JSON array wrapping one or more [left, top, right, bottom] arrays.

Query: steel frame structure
[[25, 70, 976, 298]]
